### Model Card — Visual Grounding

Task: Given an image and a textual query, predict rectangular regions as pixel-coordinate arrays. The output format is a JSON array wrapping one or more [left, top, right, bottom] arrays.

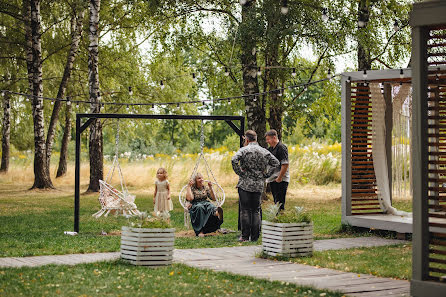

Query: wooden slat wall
[[350, 83, 382, 215], [426, 25, 446, 282]]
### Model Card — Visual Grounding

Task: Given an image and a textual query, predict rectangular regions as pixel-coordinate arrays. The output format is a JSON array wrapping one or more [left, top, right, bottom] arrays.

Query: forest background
[[0, 0, 413, 189]]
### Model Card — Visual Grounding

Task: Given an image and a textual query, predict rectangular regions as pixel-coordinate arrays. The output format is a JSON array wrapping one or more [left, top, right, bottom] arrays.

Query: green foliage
[[0, 0, 413, 174], [264, 203, 311, 224], [221, 133, 240, 152]]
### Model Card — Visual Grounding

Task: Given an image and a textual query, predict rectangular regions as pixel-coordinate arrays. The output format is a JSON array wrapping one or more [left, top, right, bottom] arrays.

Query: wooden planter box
[[262, 220, 313, 257], [121, 226, 175, 266]]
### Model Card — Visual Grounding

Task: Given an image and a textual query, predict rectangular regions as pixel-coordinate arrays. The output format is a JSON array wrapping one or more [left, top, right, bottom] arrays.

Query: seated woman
[[186, 173, 223, 237]]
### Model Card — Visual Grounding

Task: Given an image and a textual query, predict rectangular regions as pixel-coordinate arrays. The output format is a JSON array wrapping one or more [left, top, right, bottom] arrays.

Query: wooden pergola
[[341, 68, 413, 233], [411, 1, 446, 296]]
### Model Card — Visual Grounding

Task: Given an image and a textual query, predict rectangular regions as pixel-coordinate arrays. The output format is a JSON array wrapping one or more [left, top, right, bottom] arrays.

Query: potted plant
[[121, 212, 175, 266], [262, 203, 313, 257]]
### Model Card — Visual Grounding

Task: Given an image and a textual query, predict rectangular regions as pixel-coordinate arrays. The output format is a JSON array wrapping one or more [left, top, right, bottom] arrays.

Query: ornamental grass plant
[[264, 203, 312, 224], [126, 211, 171, 229]]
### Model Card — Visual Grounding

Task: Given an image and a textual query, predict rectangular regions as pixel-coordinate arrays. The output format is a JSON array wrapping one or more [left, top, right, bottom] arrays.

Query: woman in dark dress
[[186, 173, 223, 237]]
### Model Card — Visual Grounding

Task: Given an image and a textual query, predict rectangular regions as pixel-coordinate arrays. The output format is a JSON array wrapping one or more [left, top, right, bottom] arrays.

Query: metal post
[[73, 113, 244, 233], [240, 117, 245, 148], [74, 114, 81, 233]]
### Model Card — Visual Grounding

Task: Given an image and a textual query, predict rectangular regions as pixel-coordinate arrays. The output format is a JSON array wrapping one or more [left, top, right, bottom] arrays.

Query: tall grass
[[1, 142, 341, 193]]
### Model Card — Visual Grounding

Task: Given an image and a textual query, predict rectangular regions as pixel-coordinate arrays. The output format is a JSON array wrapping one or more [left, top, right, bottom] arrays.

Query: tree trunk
[[23, 0, 34, 94], [265, 3, 283, 139], [240, 0, 266, 147], [357, 0, 371, 70], [1, 91, 11, 173], [27, 0, 53, 189], [45, 9, 85, 179], [56, 102, 72, 178], [87, 0, 103, 192]]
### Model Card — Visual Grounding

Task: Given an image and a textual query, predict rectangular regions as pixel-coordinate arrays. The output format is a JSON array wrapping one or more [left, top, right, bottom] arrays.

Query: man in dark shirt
[[265, 129, 290, 211]]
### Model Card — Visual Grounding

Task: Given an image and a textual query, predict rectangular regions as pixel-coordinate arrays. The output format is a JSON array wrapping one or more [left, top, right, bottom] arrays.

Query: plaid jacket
[[231, 142, 280, 193]]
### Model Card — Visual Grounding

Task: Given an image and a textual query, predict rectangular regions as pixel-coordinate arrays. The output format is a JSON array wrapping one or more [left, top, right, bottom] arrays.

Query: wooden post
[[383, 83, 393, 204], [410, 2, 446, 294], [341, 76, 352, 220], [411, 24, 430, 287]]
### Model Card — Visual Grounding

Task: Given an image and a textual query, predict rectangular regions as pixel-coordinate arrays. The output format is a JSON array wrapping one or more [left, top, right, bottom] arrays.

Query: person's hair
[[265, 129, 278, 138], [245, 130, 257, 142], [157, 167, 168, 179], [193, 172, 203, 187]]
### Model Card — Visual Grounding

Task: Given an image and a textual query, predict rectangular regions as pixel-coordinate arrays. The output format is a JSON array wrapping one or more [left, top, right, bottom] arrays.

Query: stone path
[[0, 236, 410, 296]]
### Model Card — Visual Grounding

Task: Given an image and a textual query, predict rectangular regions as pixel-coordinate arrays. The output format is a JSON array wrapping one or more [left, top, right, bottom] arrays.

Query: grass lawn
[[0, 180, 380, 257], [260, 244, 412, 280], [0, 180, 412, 257], [0, 177, 413, 281], [0, 261, 344, 297]]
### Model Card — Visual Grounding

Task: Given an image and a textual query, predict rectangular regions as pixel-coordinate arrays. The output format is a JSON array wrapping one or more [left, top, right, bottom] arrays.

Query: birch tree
[[26, 0, 53, 189], [87, 0, 103, 192], [240, 0, 265, 146], [1, 91, 10, 173]]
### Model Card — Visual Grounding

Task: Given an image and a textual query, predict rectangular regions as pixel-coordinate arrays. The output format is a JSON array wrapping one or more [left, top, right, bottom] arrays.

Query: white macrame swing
[[178, 121, 225, 228], [92, 120, 141, 218], [370, 83, 411, 217]]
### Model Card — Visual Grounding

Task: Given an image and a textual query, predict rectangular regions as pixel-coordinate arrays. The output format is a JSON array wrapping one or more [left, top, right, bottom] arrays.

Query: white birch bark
[[27, 0, 53, 188], [1, 91, 11, 172], [87, 0, 103, 192]]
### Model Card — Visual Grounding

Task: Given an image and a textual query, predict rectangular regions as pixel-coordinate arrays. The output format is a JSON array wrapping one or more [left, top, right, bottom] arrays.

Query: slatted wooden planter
[[120, 226, 175, 266], [262, 220, 313, 257]]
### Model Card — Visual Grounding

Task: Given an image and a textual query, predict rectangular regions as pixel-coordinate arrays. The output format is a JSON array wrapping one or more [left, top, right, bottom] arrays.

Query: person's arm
[[231, 150, 245, 177], [265, 151, 280, 178], [167, 181, 171, 200], [275, 146, 289, 183], [186, 179, 194, 202], [207, 182, 216, 201], [153, 183, 157, 204], [275, 164, 289, 182]]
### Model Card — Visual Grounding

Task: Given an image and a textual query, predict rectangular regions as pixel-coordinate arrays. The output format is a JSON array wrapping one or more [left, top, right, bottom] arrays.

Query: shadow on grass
[[334, 224, 412, 240]]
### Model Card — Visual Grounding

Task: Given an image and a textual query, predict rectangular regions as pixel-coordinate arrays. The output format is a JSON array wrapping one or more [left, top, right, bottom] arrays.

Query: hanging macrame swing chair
[[178, 121, 225, 228], [92, 120, 141, 218]]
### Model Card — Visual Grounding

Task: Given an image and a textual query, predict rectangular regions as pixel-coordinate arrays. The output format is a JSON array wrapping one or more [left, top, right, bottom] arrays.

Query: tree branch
[[369, 22, 410, 64], [286, 46, 329, 108], [41, 43, 71, 63], [194, 4, 240, 24], [41, 13, 71, 36]]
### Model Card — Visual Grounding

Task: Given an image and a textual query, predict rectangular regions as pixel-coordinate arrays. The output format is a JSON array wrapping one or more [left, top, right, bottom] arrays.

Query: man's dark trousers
[[238, 188, 261, 241], [270, 181, 289, 211]]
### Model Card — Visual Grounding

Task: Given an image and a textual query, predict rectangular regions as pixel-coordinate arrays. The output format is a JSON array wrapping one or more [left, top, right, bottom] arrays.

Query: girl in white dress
[[153, 168, 173, 216]]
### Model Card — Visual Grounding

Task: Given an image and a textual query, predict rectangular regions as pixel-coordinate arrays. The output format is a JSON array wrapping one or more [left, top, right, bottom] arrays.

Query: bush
[[222, 133, 240, 152]]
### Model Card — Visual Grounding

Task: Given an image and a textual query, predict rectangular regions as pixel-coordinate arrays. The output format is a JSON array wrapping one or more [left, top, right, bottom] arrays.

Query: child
[[153, 168, 173, 216]]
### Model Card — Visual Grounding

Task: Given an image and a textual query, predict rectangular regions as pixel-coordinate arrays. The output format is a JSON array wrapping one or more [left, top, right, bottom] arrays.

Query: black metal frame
[[74, 113, 245, 232]]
